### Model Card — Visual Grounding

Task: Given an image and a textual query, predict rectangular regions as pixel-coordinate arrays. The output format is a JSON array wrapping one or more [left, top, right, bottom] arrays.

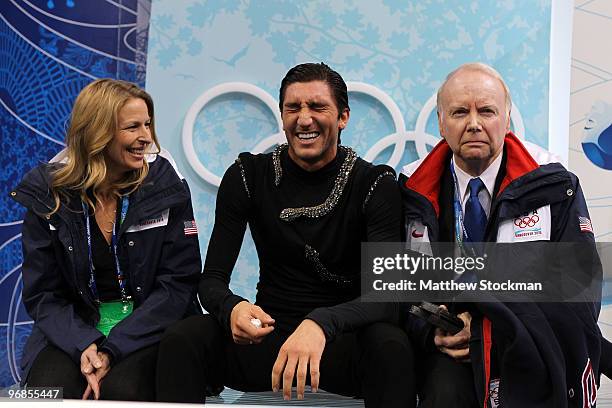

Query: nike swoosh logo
[[412, 229, 424, 238]]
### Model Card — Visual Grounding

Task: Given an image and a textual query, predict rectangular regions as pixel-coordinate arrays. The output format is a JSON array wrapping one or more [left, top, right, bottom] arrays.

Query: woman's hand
[[80, 343, 111, 399]]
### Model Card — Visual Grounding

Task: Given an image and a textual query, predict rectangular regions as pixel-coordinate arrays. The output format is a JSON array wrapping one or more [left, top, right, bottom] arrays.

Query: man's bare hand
[[230, 301, 275, 345], [271, 319, 326, 400], [434, 307, 472, 361]]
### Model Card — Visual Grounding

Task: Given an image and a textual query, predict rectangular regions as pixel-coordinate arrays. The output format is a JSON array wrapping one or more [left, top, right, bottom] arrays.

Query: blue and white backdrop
[[1, 0, 582, 387], [146, 0, 555, 303]]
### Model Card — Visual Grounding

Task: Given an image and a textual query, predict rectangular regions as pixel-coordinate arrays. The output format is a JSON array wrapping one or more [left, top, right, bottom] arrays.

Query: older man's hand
[[434, 308, 472, 361], [271, 319, 326, 400]]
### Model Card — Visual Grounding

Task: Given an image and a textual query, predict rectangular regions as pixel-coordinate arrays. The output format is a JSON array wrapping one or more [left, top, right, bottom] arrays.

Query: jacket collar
[[404, 132, 539, 217], [12, 156, 187, 223]]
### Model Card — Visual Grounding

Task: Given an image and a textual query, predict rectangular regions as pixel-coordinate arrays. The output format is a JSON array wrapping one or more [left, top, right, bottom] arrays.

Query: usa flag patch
[[184, 220, 198, 236], [579, 216, 593, 233]]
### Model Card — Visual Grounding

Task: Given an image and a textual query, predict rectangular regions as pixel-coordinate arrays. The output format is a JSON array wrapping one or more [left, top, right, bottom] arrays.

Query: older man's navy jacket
[[400, 133, 602, 407], [10, 152, 202, 382]]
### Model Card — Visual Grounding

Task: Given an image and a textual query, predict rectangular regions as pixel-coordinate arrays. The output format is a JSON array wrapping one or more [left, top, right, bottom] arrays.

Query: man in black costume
[[156, 63, 415, 407]]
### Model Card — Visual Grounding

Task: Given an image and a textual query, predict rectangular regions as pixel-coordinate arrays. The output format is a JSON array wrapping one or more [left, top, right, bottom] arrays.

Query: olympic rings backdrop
[[5, 0, 610, 389], [146, 0, 555, 306]]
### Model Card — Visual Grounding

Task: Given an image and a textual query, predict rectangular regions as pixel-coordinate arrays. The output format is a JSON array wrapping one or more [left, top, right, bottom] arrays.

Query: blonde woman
[[10, 79, 201, 400]]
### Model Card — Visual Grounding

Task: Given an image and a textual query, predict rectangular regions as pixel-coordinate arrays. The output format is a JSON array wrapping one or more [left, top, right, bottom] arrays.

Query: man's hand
[[80, 344, 111, 399], [434, 307, 472, 361], [271, 319, 326, 400], [230, 301, 275, 345]]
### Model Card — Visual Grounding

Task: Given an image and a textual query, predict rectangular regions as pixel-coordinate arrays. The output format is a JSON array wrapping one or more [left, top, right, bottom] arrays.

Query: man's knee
[[418, 384, 477, 408], [418, 354, 477, 408], [359, 322, 414, 360], [353, 323, 417, 407], [160, 314, 222, 351], [157, 314, 226, 400]]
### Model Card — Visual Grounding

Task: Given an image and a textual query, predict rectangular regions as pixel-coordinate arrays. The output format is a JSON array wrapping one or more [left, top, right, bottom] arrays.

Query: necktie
[[463, 177, 487, 243]]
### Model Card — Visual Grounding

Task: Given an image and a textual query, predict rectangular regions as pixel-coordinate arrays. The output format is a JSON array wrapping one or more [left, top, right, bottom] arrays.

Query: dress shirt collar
[[452, 151, 503, 202]]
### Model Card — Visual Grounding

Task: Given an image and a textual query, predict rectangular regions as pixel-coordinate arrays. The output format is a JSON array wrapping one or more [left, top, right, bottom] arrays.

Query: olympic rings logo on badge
[[182, 82, 526, 187], [514, 214, 540, 228]]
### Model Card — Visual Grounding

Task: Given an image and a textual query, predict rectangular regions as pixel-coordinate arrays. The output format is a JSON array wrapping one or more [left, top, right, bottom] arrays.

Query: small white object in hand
[[250, 318, 262, 328]]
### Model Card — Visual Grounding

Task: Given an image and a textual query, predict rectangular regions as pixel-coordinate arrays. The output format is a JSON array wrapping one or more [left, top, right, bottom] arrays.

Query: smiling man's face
[[438, 68, 510, 176], [281, 80, 349, 172]]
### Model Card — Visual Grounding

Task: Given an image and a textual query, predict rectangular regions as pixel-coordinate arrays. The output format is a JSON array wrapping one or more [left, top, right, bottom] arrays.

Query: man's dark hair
[[279, 63, 350, 140]]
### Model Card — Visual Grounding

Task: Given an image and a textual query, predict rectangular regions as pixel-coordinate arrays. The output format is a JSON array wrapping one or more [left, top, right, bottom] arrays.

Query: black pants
[[416, 352, 479, 408], [26, 344, 158, 400], [156, 314, 416, 407]]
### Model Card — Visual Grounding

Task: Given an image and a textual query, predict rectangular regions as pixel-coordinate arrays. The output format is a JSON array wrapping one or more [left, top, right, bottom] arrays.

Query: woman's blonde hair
[[50, 78, 160, 214]]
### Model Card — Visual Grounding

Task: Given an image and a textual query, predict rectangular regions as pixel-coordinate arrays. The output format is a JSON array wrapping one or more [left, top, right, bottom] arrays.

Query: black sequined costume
[[201, 144, 401, 338], [157, 146, 416, 407]]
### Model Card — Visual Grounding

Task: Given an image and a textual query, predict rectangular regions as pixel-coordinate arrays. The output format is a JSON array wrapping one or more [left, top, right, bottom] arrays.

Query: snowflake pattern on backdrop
[[147, 0, 552, 303]]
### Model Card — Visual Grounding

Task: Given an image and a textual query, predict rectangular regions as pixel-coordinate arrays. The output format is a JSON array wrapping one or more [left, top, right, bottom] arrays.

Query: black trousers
[[416, 352, 479, 408], [26, 343, 158, 400], [156, 314, 416, 407]]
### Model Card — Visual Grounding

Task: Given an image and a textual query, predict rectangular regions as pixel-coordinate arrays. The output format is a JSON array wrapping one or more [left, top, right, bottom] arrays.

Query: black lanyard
[[83, 197, 130, 304]]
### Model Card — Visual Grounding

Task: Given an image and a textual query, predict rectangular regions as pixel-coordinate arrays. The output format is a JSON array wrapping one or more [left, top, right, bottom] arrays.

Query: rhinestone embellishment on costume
[[272, 144, 286, 187], [278, 145, 358, 222], [305, 244, 352, 287], [235, 157, 251, 198], [362, 171, 395, 212]]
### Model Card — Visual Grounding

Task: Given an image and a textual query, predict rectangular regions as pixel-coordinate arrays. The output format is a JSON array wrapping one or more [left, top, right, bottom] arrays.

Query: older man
[[156, 63, 415, 407], [400, 63, 601, 407]]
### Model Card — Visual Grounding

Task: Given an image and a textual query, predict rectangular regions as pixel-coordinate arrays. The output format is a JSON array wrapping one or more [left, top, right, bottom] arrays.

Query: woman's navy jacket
[[10, 152, 202, 382]]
